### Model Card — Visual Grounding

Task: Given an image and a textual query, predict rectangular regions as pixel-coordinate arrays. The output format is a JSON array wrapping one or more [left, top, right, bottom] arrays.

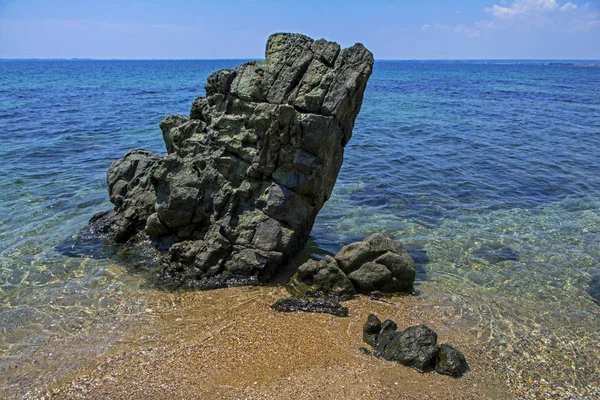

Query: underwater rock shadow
[[57, 229, 329, 292], [590, 274, 600, 308], [470, 243, 519, 265], [57, 225, 432, 296], [269, 237, 335, 286], [55, 227, 161, 271], [55, 230, 118, 260], [404, 245, 430, 295]]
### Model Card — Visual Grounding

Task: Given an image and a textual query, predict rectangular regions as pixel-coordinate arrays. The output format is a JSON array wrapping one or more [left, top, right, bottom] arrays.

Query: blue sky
[[0, 0, 598, 59]]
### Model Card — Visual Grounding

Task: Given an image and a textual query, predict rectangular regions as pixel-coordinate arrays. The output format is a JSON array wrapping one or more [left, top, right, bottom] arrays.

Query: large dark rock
[[88, 33, 373, 287], [287, 234, 416, 295], [380, 325, 439, 372]]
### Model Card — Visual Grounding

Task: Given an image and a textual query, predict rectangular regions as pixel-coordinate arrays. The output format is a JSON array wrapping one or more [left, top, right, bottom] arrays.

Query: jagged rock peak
[[89, 33, 374, 288]]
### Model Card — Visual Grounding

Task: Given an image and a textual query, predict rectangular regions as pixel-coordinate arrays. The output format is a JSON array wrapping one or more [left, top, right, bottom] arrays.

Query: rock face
[[90, 33, 374, 286], [362, 314, 468, 377], [287, 234, 416, 296]]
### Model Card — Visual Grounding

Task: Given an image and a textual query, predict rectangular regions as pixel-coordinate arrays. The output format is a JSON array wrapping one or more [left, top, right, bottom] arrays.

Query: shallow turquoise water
[[1, 60, 599, 397]]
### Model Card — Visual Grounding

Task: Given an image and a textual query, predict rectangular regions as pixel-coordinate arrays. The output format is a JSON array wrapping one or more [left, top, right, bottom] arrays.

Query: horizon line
[[1, 57, 600, 62]]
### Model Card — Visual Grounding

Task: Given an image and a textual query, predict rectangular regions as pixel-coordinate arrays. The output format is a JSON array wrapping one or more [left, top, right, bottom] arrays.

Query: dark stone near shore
[[271, 296, 348, 317], [435, 344, 468, 377], [287, 255, 356, 298], [373, 319, 399, 356], [363, 313, 382, 346], [348, 262, 392, 292], [380, 325, 439, 372], [362, 314, 468, 376], [287, 234, 416, 296], [86, 33, 373, 287]]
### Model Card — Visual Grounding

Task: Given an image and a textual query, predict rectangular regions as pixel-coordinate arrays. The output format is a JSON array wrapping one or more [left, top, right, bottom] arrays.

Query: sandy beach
[[41, 286, 511, 399]]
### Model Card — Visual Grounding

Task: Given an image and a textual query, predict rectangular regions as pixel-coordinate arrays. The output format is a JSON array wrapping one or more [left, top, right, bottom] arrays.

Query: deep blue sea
[[1, 59, 599, 398]]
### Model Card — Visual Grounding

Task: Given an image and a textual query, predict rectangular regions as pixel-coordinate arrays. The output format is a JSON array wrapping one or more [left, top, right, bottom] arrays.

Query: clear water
[[1, 60, 599, 398]]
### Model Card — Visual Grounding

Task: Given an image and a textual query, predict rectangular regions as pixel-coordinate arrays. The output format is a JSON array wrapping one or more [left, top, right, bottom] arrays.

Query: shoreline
[[42, 286, 510, 399]]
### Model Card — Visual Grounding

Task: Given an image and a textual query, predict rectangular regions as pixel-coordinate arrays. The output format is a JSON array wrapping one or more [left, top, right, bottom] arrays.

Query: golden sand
[[40, 286, 511, 399]]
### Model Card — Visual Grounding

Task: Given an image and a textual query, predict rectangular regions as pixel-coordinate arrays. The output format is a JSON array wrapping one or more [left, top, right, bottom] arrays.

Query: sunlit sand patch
[[44, 286, 509, 399]]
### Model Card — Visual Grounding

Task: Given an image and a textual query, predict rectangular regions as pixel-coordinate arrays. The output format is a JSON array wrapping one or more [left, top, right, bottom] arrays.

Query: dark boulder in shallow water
[[287, 234, 416, 296], [362, 314, 468, 377], [85, 33, 374, 287], [287, 255, 356, 298]]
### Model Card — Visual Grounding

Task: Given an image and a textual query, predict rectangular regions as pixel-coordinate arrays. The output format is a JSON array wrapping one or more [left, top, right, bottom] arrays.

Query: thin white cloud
[[455, 24, 480, 37], [423, 0, 596, 39], [423, 20, 495, 38], [560, 2, 578, 11], [483, 0, 600, 30], [455, 20, 497, 37], [485, 0, 578, 18]]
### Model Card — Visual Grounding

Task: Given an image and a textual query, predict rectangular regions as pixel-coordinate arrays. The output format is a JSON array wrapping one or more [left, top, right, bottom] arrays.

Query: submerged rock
[[87, 33, 373, 286], [472, 243, 519, 264], [271, 296, 348, 317], [287, 234, 416, 296], [362, 314, 468, 377]]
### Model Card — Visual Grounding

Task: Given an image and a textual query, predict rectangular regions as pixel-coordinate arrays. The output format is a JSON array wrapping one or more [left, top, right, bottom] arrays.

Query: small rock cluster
[[361, 314, 467, 377], [287, 233, 416, 297]]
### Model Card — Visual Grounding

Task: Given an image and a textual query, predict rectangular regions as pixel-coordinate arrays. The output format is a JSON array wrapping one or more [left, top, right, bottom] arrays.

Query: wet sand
[[36, 286, 512, 399]]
